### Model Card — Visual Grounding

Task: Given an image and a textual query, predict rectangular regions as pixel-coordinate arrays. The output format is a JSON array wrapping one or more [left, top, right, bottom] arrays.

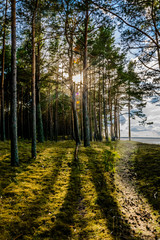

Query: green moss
[[133, 143, 160, 214], [0, 140, 159, 239]]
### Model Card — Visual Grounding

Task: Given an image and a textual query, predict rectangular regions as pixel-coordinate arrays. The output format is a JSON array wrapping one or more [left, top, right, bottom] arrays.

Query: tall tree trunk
[[55, 76, 58, 142], [118, 103, 120, 139], [128, 78, 131, 141], [103, 67, 109, 141], [62, 102, 65, 140], [45, 101, 49, 140], [27, 90, 31, 139], [80, 70, 83, 141], [36, 37, 44, 143], [61, 66, 66, 140], [49, 89, 53, 140], [71, 108, 75, 140], [69, 60, 80, 145], [93, 71, 98, 141], [83, 0, 90, 147], [6, 92, 10, 139], [65, 12, 80, 145], [128, 95, 131, 141], [114, 95, 118, 140], [1, 0, 8, 141], [89, 68, 92, 141], [31, 0, 38, 158], [98, 64, 102, 141], [20, 87, 24, 138], [11, 0, 19, 166], [109, 88, 114, 141]]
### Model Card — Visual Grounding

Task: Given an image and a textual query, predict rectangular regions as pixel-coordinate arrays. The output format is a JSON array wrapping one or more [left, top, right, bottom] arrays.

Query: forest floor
[[0, 140, 160, 240]]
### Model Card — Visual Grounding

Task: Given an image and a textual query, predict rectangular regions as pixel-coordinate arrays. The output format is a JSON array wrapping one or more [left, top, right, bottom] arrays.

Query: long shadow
[[0, 141, 54, 194], [7, 150, 65, 239], [134, 143, 160, 214], [44, 155, 89, 240], [85, 147, 142, 240], [0, 141, 33, 194]]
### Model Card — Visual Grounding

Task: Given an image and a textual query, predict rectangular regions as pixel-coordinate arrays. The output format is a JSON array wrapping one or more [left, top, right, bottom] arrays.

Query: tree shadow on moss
[[0, 141, 54, 194], [3, 149, 67, 239], [0, 142, 33, 194], [46, 156, 89, 240], [85, 147, 142, 240], [134, 143, 160, 214]]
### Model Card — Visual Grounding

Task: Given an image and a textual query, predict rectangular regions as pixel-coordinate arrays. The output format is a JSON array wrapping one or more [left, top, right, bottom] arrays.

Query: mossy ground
[[133, 143, 160, 214], [0, 140, 160, 239]]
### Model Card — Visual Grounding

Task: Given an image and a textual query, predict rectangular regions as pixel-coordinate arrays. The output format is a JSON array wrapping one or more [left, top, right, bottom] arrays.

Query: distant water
[[120, 137, 160, 145]]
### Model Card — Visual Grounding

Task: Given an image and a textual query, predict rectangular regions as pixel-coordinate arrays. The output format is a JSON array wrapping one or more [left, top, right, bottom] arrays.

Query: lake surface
[[120, 137, 160, 145]]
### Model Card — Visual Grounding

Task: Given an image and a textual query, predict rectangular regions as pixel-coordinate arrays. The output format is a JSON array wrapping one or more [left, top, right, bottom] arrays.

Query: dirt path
[[114, 141, 160, 240]]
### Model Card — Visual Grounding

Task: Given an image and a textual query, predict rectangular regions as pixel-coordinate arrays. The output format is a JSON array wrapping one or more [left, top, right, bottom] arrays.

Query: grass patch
[[82, 144, 141, 240], [0, 140, 74, 240], [133, 143, 160, 214]]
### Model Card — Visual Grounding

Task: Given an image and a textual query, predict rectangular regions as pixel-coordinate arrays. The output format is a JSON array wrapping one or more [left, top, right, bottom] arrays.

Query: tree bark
[[36, 36, 44, 143], [128, 96, 131, 141], [11, 0, 19, 166], [20, 87, 24, 138], [83, 0, 90, 147], [65, 10, 81, 146], [98, 64, 102, 141], [114, 95, 118, 140], [55, 76, 58, 142], [93, 70, 98, 141], [80, 70, 83, 141], [103, 65, 109, 141], [1, 0, 8, 141], [49, 89, 53, 141], [31, 0, 38, 158], [89, 68, 92, 141]]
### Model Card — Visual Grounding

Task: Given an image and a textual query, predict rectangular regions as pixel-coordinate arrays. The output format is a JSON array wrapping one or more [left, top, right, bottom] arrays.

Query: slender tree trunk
[[70, 73, 80, 145], [31, 0, 38, 158], [27, 91, 31, 139], [61, 66, 66, 140], [71, 108, 75, 140], [83, 0, 90, 146], [114, 95, 118, 140], [6, 93, 10, 139], [128, 96, 131, 141], [89, 68, 92, 141], [49, 89, 53, 140], [118, 103, 120, 139], [98, 64, 102, 141], [20, 87, 24, 138], [45, 101, 49, 140], [103, 67, 109, 141], [36, 38, 44, 143], [93, 71, 98, 141], [109, 89, 114, 141], [62, 102, 65, 140], [1, 0, 8, 141], [128, 78, 131, 141], [55, 76, 58, 142], [11, 0, 19, 166], [65, 13, 80, 145], [80, 70, 83, 141]]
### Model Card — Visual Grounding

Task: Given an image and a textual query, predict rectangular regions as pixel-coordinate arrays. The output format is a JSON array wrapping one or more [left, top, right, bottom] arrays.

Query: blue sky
[[120, 96, 160, 137]]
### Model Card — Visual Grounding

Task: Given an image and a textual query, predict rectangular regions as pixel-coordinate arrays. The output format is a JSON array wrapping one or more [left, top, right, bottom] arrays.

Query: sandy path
[[114, 141, 160, 240]]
